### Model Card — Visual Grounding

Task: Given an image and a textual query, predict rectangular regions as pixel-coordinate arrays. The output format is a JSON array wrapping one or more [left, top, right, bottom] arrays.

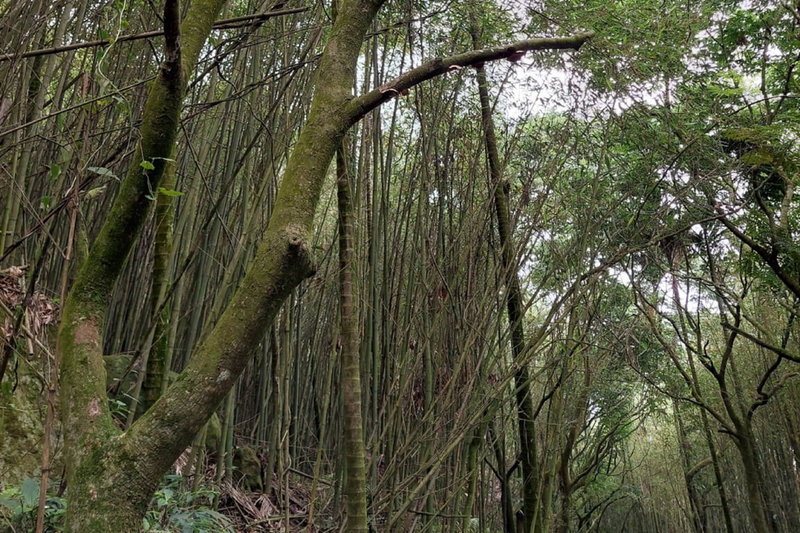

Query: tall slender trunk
[[470, 27, 539, 532], [669, 267, 734, 533], [673, 398, 705, 533], [488, 419, 516, 533], [555, 347, 590, 533], [138, 159, 176, 415], [700, 408, 734, 533], [461, 423, 486, 532], [734, 421, 776, 533], [337, 146, 369, 532]]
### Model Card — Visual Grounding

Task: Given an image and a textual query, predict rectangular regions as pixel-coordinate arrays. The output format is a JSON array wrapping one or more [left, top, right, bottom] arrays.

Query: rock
[[0, 357, 54, 489], [233, 446, 263, 492]]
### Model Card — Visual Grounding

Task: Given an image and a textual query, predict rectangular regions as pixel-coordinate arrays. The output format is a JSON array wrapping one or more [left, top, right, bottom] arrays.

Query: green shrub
[[0, 475, 233, 533], [0, 477, 66, 532], [142, 475, 234, 533]]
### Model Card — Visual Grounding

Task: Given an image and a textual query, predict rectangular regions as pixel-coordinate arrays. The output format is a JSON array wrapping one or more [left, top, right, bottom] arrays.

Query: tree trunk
[[736, 426, 776, 533], [58, 0, 384, 529], [55, 0, 590, 527], [489, 417, 516, 532], [470, 26, 539, 531], [138, 158, 176, 415], [673, 399, 705, 533], [337, 145, 369, 532]]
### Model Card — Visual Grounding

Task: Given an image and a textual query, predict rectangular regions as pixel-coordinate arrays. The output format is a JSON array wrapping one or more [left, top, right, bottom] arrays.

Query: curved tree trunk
[[57, 0, 231, 529], [58, 0, 383, 529]]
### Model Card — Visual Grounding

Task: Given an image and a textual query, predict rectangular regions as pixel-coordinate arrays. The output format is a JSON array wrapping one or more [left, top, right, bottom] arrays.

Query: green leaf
[[21, 477, 39, 508], [49, 163, 60, 180], [158, 187, 184, 197], [140, 160, 155, 170], [88, 166, 118, 180], [0, 496, 21, 512], [85, 185, 107, 200]]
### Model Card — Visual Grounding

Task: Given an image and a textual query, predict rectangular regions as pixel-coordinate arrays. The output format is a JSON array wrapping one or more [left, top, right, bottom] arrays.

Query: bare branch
[[722, 323, 800, 363], [0, 7, 308, 63], [716, 212, 800, 299], [344, 32, 594, 126]]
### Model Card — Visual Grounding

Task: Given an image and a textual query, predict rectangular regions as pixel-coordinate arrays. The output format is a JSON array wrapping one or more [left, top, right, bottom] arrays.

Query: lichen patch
[[75, 320, 101, 348], [88, 397, 102, 419]]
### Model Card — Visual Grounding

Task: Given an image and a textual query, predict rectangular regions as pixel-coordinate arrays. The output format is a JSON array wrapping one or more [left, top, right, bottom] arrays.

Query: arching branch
[[344, 32, 594, 126]]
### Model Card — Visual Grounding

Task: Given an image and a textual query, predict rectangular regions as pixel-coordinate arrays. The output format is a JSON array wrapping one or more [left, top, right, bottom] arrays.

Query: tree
[[48, 0, 592, 529]]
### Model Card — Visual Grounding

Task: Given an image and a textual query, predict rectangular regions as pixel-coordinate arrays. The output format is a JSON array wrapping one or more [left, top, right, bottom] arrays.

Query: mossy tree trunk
[[57, 0, 226, 529], [725, 396, 776, 533], [138, 159, 176, 416], [58, 0, 383, 529]]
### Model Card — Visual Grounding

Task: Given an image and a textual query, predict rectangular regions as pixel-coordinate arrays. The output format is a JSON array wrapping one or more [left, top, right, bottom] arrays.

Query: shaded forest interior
[[1, 0, 800, 531]]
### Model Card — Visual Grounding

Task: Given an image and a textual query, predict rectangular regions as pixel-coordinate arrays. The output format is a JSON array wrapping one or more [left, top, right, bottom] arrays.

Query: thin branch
[[0, 7, 309, 63], [716, 212, 800, 299], [722, 323, 800, 363], [0, 77, 154, 141], [687, 457, 712, 480], [344, 32, 594, 126]]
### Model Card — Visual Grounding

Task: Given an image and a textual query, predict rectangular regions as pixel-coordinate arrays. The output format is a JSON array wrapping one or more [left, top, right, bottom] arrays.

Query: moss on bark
[[60, 0, 383, 525], [58, 0, 226, 530], [114, 0, 387, 500]]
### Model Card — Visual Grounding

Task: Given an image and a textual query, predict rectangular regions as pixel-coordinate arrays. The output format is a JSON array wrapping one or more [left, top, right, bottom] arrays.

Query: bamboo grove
[[1, 0, 800, 531]]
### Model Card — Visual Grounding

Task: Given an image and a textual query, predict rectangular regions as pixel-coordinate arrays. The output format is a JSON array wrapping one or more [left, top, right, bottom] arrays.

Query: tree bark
[[735, 422, 776, 533], [138, 159, 176, 416], [59, 0, 383, 529], [673, 398, 706, 533], [57, 0, 228, 529]]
